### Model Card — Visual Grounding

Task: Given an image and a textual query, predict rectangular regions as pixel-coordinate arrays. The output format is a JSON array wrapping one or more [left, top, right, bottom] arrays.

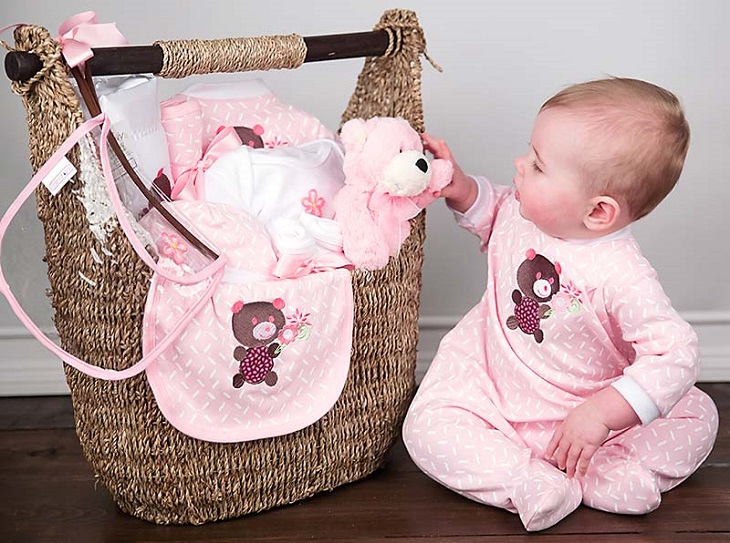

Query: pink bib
[[141, 201, 353, 442]]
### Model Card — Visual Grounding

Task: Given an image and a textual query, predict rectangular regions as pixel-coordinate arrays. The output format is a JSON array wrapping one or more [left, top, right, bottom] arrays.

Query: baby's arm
[[545, 387, 639, 478], [547, 253, 700, 479], [422, 133, 478, 213]]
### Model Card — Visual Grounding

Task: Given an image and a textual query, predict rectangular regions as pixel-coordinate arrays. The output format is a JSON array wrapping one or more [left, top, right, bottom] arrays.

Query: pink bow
[[368, 190, 422, 254], [172, 126, 243, 201], [273, 252, 353, 279], [57, 11, 128, 69]]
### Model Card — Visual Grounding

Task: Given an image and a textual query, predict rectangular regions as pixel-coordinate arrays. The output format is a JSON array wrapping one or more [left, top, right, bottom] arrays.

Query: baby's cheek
[[519, 200, 560, 234], [518, 196, 543, 221]]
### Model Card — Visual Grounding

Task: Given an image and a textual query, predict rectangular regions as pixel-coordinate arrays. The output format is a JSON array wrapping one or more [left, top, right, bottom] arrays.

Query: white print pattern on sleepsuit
[[188, 94, 334, 150], [161, 82, 335, 186], [402, 178, 719, 531]]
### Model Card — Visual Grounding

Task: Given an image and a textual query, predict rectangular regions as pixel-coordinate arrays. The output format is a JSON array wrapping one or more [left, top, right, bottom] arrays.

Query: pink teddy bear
[[332, 117, 453, 270]]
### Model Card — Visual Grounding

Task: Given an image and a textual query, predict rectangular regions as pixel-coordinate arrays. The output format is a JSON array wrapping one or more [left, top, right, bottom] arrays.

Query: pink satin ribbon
[[57, 11, 128, 69], [172, 126, 243, 200], [273, 251, 353, 279], [368, 190, 422, 253], [0, 23, 28, 37]]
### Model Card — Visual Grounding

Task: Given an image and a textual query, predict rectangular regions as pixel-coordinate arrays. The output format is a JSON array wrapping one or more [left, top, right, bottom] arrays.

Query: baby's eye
[[531, 161, 543, 173]]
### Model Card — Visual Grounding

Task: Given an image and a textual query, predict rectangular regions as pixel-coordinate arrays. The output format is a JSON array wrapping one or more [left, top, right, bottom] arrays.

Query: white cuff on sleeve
[[611, 375, 661, 425], [451, 176, 492, 228]]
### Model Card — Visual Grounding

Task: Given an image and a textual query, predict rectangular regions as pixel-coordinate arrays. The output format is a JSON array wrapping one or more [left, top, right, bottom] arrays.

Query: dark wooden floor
[[1, 383, 728, 543]]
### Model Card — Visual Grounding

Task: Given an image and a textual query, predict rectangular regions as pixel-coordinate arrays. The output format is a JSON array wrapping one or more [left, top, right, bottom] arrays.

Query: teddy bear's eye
[[536, 272, 542, 280], [251, 317, 258, 325], [548, 277, 554, 284], [268, 316, 275, 323]]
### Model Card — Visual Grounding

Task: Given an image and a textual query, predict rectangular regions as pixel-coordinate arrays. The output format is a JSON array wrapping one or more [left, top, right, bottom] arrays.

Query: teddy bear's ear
[[340, 118, 369, 152]]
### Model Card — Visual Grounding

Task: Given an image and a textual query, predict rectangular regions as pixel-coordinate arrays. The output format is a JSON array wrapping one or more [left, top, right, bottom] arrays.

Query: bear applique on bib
[[141, 200, 353, 442]]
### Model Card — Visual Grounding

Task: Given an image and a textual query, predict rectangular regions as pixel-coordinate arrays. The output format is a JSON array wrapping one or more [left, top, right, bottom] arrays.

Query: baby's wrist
[[590, 387, 641, 431], [445, 174, 477, 213]]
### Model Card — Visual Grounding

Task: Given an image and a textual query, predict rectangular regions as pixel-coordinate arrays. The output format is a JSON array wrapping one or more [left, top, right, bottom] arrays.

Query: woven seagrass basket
[[6, 9, 429, 524]]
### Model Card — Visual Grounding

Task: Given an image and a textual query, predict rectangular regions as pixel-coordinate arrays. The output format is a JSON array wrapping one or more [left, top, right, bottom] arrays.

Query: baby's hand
[[421, 133, 477, 213], [545, 402, 610, 478], [422, 133, 455, 162], [546, 387, 639, 478]]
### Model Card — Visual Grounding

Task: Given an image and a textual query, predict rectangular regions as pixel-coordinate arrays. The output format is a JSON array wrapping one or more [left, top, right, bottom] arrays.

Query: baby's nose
[[514, 156, 525, 174]]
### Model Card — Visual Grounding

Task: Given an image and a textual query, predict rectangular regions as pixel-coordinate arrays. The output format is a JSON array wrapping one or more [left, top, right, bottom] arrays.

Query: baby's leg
[[403, 401, 582, 531], [581, 386, 719, 514]]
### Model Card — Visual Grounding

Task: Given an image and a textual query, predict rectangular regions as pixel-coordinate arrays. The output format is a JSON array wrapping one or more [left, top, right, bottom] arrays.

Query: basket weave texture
[[10, 9, 428, 524]]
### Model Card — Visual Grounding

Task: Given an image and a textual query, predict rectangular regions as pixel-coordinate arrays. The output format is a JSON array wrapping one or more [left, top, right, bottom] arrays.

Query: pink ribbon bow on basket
[[57, 11, 128, 69], [171, 126, 243, 201]]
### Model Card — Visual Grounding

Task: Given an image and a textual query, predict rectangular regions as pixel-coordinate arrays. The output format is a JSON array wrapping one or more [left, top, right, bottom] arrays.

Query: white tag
[[42, 156, 77, 196]]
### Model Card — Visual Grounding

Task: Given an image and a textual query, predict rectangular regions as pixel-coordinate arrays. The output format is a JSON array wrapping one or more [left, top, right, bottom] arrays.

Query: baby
[[402, 77, 719, 531]]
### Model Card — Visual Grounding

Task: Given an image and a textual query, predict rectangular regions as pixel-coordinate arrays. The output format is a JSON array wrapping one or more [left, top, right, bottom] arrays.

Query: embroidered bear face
[[232, 299, 286, 348], [506, 249, 562, 344], [516, 249, 561, 303], [231, 298, 286, 388]]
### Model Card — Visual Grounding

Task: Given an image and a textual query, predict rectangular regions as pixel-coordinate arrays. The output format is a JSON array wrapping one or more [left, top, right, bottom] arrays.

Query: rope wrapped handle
[[154, 34, 307, 78], [4, 26, 406, 82], [3, 7, 448, 85]]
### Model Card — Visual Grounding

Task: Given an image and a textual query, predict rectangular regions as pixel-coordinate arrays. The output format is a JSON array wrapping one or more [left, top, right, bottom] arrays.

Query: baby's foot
[[581, 447, 661, 514], [513, 458, 582, 532]]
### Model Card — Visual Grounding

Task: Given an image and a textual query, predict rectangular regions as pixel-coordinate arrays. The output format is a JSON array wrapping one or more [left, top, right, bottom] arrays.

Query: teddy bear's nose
[[415, 158, 429, 173]]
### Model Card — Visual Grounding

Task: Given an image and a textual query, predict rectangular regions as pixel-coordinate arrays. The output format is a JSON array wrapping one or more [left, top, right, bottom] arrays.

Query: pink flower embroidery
[[288, 308, 311, 328], [278, 324, 299, 345], [550, 291, 572, 313], [302, 189, 326, 217], [160, 232, 188, 265], [561, 281, 583, 303], [265, 135, 289, 148]]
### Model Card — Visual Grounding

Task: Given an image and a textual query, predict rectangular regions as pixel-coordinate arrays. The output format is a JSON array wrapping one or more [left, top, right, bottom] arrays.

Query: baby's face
[[512, 107, 599, 239]]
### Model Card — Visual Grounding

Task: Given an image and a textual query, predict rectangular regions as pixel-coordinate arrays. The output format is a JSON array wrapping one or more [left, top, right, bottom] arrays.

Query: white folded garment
[[203, 138, 345, 227]]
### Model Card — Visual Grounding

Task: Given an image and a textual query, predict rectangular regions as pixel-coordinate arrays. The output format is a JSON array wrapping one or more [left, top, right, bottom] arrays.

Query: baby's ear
[[339, 118, 369, 153], [584, 196, 622, 232]]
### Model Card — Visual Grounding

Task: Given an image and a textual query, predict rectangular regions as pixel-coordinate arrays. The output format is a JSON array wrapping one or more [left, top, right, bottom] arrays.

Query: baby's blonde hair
[[540, 77, 690, 220]]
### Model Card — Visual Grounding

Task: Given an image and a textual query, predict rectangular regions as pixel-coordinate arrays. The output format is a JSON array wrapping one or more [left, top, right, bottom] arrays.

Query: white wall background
[[0, 0, 728, 394]]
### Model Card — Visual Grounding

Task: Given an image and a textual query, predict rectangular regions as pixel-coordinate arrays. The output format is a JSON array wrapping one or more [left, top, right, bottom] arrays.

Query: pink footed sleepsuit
[[402, 177, 719, 531]]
